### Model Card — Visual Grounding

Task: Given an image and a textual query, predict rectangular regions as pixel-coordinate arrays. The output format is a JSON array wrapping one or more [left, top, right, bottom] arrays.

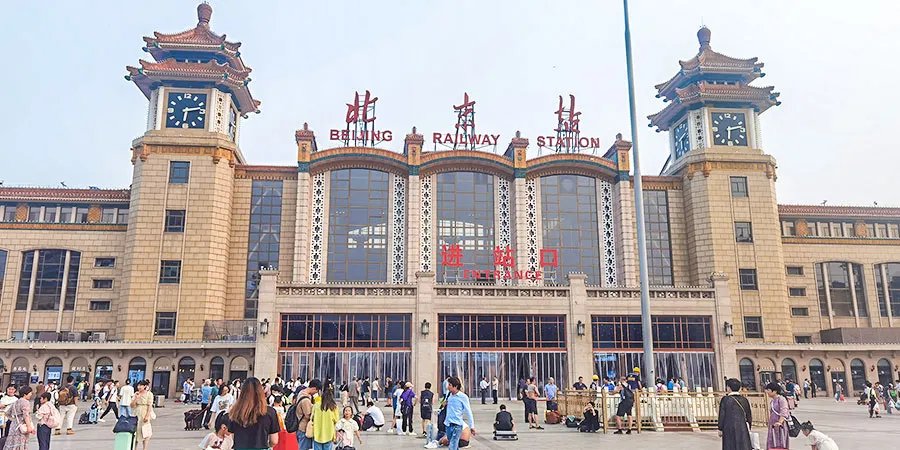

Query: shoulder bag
[[305, 406, 315, 439]]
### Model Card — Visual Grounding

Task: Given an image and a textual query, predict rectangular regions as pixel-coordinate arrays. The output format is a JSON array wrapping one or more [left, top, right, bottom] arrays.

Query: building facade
[[1, 5, 898, 397]]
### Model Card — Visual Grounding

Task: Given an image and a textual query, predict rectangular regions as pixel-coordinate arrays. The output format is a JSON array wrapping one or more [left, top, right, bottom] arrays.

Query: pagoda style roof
[[779, 204, 900, 220], [648, 27, 779, 131], [125, 3, 260, 114], [648, 81, 779, 131]]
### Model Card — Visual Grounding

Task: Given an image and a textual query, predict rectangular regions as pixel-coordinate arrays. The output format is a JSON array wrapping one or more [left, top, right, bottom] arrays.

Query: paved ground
[[30, 397, 893, 449]]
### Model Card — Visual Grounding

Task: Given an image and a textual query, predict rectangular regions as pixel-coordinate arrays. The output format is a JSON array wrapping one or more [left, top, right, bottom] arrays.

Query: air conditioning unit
[[38, 331, 60, 342], [65, 332, 88, 342], [89, 332, 107, 342]]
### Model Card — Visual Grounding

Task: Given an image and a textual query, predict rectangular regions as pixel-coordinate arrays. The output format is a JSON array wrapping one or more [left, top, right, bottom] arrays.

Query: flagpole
[[622, 0, 655, 387]]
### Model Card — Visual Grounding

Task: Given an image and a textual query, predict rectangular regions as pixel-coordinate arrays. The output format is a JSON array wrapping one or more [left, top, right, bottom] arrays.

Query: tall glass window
[[327, 169, 389, 282], [739, 358, 756, 390], [438, 314, 566, 349], [280, 313, 411, 349], [875, 263, 900, 317], [436, 172, 495, 282], [244, 180, 283, 319], [16, 250, 81, 311], [0, 250, 7, 297], [643, 190, 673, 286], [815, 262, 868, 317], [540, 175, 601, 284], [591, 315, 712, 350]]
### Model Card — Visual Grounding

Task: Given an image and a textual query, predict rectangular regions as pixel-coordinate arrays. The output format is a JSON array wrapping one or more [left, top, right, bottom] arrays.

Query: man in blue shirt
[[444, 376, 475, 450], [200, 379, 215, 430], [544, 377, 558, 411]]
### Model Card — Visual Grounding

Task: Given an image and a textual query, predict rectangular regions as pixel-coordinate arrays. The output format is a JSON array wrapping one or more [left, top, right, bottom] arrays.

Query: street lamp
[[576, 320, 586, 337], [259, 318, 269, 336], [420, 319, 430, 336], [724, 322, 734, 337]]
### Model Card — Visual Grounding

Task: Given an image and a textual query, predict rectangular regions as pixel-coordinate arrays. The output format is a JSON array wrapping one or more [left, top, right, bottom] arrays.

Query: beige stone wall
[[0, 230, 126, 339], [118, 149, 235, 341], [782, 241, 900, 339]]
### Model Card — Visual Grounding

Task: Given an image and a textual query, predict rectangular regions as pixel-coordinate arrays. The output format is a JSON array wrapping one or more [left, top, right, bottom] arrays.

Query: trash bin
[[154, 395, 165, 408]]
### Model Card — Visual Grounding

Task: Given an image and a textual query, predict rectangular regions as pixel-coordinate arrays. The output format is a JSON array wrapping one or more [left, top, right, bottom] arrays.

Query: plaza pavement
[[32, 397, 892, 449]]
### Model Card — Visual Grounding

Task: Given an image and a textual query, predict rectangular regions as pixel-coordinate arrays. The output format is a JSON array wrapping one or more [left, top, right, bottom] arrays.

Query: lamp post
[[622, 0, 654, 387]]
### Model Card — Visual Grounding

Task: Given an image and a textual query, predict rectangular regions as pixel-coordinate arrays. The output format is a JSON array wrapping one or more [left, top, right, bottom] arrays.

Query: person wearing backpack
[[55, 376, 79, 436], [292, 378, 321, 450], [613, 376, 636, 434], [35, 392, 60, 450]]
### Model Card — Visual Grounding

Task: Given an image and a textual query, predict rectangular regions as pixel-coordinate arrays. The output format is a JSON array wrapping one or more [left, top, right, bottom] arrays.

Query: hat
[[592, 375, 599, 380], [405, 382, 413, 388], [633, 367, 641, 373]]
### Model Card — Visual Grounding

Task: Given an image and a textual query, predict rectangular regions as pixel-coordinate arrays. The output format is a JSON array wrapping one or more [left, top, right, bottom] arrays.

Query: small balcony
[[202, 320, 258, 342]]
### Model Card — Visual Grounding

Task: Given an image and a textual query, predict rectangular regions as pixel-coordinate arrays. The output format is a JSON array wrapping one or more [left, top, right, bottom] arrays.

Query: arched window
[[326, 169, 390, 282], [815, 262, 868, 317], [809, 359, 826, 393], [850, 358, 866, 391], [781, 358, 797, 383], [10, 357, 30, 386], [177, 357, 196, 391], [875, 263, 900, 317], [95, 357, 113, 382], [739, 358, 756, 390], [540, 175, 602, 285], [45, 357, 63, 384], [877, 358, 892, 386], [128, 357, 147, 385], [209, 357, 225, 381], [436, 172, 495, 283], [15, 250, 82, 311]]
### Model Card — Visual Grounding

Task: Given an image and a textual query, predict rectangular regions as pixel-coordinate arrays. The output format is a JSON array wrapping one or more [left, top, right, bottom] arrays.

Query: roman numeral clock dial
[[165, 92, 207, 129], [711, 112, 748, 147]]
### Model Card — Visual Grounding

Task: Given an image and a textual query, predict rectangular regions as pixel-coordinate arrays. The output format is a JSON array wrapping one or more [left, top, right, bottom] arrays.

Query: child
[[89, 397, 101, 424], [800, 421, 838, 450], [335, 406, 363, 449], [199, 418, 234, 450]]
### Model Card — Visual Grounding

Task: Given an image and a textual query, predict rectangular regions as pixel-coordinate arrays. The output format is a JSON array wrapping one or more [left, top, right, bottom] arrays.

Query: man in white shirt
[[491, 377, 499, 404], [362, 401, 385, 431], [117, 379, 135, 418], [0, 384, 19, 438], [479, 377, 489, 404]]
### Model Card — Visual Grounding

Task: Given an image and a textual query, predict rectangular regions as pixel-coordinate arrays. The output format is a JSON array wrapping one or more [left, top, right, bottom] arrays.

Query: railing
[[557, 389, 768, 433], [202, 320, 257, 342], [276, 285, 417, 297]]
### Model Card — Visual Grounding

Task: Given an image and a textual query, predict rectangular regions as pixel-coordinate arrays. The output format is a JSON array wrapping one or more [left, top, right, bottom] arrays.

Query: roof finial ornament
[[697, 26, 711, 51], [303, 122, 308, 131], [412, 126, 417, 134], [197, 2, 213, 28]]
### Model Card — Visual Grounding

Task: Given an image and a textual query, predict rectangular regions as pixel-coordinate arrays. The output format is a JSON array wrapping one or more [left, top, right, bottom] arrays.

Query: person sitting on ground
[[361, 401, 385, 431], [800, 421, 839, 450], [493, 404, 514, 432], [579, 402, 600, 433], [438, 425, 470, 448]]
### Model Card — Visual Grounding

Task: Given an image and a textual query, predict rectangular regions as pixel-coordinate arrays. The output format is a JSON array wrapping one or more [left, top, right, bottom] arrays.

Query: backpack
[[57, 386, 74, 406], [622, 385, 635, 402], [285, 395, 310, 433], [45, 404, 62, 429]]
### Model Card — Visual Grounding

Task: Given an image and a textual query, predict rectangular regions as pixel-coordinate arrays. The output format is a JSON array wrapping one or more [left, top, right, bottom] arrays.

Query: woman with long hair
[[310, 386, 340, 450], [765, 381, 790, 449], [225, 377, 280, 450]]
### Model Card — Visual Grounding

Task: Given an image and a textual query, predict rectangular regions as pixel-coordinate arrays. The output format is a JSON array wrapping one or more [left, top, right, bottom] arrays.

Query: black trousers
[[402, 411, 414, 433], [37, 424, 52, 450], [201, 402, 211, 428], [492, 389, 498, 404], [481, 389, 488, 404], [100, 401, 119, 419]]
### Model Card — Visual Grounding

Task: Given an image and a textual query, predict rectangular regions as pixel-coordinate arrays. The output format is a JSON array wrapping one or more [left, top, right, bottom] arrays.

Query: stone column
[[293, 124, 316, 282], [566, 273, 594, 383], [406, 130, 424, 283], [711, 272, 738, 390], [254, 268, 279, 378], [414, 272, 438, 388]]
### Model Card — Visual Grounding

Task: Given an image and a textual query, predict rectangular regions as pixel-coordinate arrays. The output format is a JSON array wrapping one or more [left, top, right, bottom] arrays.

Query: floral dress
[[2, 398, 32, 450]]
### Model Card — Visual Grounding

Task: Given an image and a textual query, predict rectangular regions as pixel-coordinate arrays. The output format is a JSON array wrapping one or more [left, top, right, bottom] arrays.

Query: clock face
[[165, 92, 207, 129], [711, 112, 747, 146], [673, 120, 690, 159]]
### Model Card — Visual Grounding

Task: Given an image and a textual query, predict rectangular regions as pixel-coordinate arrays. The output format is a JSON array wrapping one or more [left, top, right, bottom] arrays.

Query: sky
[[1, 0, 898, 205]]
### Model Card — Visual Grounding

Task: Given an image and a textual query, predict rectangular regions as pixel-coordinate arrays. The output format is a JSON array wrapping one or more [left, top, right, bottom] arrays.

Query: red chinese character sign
[[432, 93, 500, 149], [329, 90, 393, 146], [438, 245, 556, 281], [536, 94, 602, 153]]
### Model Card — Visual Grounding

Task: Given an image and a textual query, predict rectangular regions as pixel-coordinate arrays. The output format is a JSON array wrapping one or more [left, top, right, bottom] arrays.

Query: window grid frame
[[436, 172, 496, 283], [154, 312, 177, 336], [738, 268, 758, 290], [590, 315, 713, 350], [438, 314, 567, 350], [743, 316, 764, 339], [279, 313, 411, 350], [730, 176, 749, 197], [168, 161, 191, 184], [326, 170, 389, 283], [165, 210, 186, 233], [244, 180, 283, 319], [642, 190, 674, 286], [539, 175, 602, 285], [734, 221, 753, 243], [159, 260, 182, 284]]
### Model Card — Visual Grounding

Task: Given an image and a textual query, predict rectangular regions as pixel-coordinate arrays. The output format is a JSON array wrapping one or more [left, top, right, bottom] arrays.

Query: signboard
[[46, 367, 62, 381], [439, 245, 557, 280], [323, 92, 603, 152]]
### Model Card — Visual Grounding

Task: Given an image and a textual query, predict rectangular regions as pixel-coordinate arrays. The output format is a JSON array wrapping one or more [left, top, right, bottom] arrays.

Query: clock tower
[[650, 27, 780, 172], [649, 27, 791, 345], [118, 3, 261, 341]]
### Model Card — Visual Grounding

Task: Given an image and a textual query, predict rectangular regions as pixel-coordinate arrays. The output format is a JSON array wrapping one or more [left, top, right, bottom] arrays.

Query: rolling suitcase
[[114, 432, 135, 450]]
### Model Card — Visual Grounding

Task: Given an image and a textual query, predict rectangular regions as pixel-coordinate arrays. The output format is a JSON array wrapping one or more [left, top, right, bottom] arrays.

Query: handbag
[[113, 415, 138, 433], [305, 409, 315, 439], [141, 422, 153, 438], [17, 423, 28, 433]]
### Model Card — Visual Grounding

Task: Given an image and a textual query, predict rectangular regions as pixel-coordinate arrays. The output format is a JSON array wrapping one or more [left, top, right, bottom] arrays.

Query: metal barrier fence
[[557, 389, 769, 433]]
